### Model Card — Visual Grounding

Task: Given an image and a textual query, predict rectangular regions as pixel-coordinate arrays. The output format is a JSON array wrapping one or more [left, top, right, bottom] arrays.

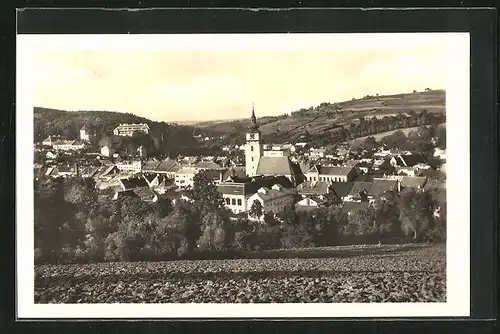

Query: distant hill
[[33, 107, 213, 156], [192, 89, 446, 139]]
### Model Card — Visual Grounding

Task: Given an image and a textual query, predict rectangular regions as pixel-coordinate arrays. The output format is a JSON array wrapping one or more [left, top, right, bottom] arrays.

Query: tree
[[398, 190, 437, 240], [198, 212, 226, 251], [249, 200, 264, 220], [153, 196, 173, 218], [186, 170, 226, 214]]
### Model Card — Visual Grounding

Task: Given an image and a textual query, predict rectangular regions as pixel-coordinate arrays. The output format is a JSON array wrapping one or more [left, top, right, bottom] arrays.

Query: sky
[[25, 34, 449, 122]]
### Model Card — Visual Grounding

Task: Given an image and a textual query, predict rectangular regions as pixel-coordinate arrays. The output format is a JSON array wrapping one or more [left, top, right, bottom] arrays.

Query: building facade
[[305, 165, 356, 184], [113, 123, 150, 137], [247, 184, 296, 221]]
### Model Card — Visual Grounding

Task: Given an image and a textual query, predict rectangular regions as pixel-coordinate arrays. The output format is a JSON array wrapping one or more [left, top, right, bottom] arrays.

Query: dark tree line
[[34, 168, 446, 265]]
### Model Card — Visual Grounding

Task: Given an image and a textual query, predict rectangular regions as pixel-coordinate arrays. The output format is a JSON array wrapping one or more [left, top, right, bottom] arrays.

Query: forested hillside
[[33, 107, 215, 156]]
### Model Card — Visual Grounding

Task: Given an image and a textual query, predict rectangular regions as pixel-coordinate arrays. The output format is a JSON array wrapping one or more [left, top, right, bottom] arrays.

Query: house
[[174, 167, 199, 189], [308, 147, 326, 158], [367, 178, 399, 199], [203, 169, 226, 185], [344, 182, 373, 202], [195, 161, 222, 171], [342, 201, 372, 216], [395, 166, 417, 177], [221, 166, 247, 181], [117, 176, 149, 192], [45, 151, 57, 160], [142, 160, 162, 173], [113, 123, 150, 137], [115, 160, 142, 173], [384, 175, 427, 190], [51, 139, 86, 151], [295, 196, 328, 212], [217, 175, 294, 215], [247, 184, 296, 221], [100, 145, 115, 157], [390, 153, 426, 168], [142, 173, 165, 188], [296, 180, 330, 199], [329, 181, 355, 203], [41, 135, 63, 147], [93, 165, 120, 181], [79, 166, 100, 179], [153, 158, 180, 178], [80, 125, 97, 143], [113, 187, 158, 203], [305, 165, 356, 184], [356, 161, 373, 174], [54, 165, 76, 178]]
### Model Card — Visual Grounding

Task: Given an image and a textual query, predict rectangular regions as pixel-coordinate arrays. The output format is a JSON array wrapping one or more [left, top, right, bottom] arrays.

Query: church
[[244, 105, 304, 186]]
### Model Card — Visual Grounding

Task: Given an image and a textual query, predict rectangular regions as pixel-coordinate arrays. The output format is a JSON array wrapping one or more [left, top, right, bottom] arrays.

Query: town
[[33, 104, 447, 264]]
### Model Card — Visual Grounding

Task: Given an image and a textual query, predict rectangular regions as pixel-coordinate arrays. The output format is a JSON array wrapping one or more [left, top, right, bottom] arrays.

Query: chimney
[[219, 171, 223, 183], [74, 162, 79, 178]]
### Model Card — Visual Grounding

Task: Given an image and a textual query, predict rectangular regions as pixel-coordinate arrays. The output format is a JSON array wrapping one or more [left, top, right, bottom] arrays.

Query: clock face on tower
[[247, 132, 259, 141]]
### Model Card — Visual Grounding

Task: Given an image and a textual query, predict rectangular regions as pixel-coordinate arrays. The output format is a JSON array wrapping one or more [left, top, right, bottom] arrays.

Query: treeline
[[34, 171, 446, 265]]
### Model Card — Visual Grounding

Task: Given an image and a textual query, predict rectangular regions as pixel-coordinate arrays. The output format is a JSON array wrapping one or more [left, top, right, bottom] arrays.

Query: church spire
[[250, 102, 259, 131]]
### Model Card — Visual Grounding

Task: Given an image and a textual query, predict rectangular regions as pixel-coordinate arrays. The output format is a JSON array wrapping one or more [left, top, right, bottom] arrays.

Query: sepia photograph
[[16, 32, 470, 318]]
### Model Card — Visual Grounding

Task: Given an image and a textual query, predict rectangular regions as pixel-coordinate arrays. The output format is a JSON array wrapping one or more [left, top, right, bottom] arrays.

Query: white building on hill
[[113, 123, 150, 137]]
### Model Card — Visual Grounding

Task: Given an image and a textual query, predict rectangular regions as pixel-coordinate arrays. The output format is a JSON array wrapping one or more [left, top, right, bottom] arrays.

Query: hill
[[192, 89, 445, 144], [33, 107, 212, 156]]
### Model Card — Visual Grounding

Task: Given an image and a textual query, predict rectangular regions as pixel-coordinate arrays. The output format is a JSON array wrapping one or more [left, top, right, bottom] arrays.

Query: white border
[[16, 33, 470, 319]]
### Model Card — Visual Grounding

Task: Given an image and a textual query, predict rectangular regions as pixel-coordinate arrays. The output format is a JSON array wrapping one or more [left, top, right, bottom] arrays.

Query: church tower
[[245, 103, 263, 177]]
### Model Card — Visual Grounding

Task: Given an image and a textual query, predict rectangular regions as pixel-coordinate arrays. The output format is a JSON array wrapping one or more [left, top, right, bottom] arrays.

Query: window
[[225, 198, 230, 205], [251, 146, 254, 152], [231, 198, 236, 205], [237, 199, 242, 206], [251, 157, 254, 161]]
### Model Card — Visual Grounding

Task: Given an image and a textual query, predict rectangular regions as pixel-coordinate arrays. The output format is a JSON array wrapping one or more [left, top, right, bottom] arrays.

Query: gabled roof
[[307, 165, 320, 173], [367, 179, 398, 197], [142, 173, 157, 183], [222, 166, 247, 180], [218, 175, 294, 197], [176, 167, 199, 175], [204, 169, 226, 180], [297, 180, 329, 195], [120, 176, 148, 190], [195, 161, 222, 170], [156, 158, 179, 172], [342, 201, 371, 214], [398, 153, 426, 167], [347, 182, 373, 197], [400, 176, 427, 189], [256, 156, 298, 176], [330, 181, 355, 198], [306, 164, 354, 176], [319, 166, 354, 176], [253, 186, 295, 202], [142, 160, 161, 172]]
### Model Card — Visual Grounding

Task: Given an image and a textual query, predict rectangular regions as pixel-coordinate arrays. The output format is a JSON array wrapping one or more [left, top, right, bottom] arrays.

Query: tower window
[[251, 146, 254, 152], [251, 157, 254, 161]]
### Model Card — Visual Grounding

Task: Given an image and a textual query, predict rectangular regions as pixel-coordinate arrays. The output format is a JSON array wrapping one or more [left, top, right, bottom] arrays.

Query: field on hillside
[[35, 244, 445, 304], [194, 90, 445, 137]]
